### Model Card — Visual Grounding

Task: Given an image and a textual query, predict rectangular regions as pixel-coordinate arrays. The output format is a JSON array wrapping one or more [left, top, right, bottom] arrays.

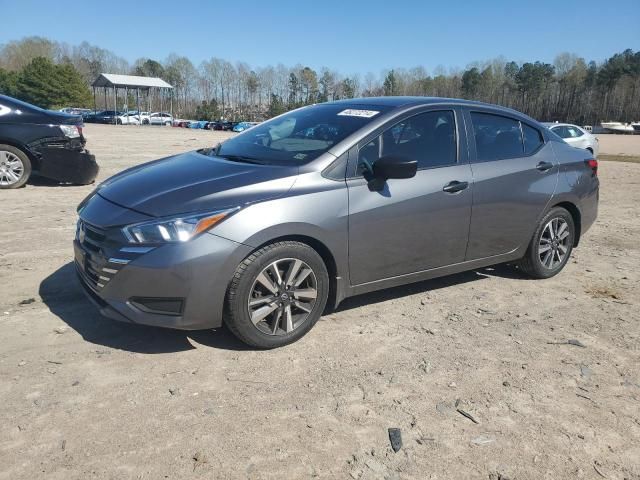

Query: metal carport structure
[[91, 73, 174, 125]]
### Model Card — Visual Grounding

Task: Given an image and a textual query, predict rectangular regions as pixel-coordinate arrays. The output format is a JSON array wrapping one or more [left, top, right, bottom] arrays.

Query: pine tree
[[17, 57, 91, 108]]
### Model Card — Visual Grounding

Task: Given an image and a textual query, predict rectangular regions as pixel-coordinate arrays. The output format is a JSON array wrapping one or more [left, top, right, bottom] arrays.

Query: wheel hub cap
[[538, 217, 570, 269], [248, 258, 318, 336], [0, 151, 25, 186]]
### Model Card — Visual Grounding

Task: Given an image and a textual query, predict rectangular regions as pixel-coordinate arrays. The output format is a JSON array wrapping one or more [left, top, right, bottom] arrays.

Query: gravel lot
[[1, 124, 639, 479]]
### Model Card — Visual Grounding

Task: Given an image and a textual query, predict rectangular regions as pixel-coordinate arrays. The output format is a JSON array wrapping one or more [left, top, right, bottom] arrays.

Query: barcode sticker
[[337, 109, 380, 118]]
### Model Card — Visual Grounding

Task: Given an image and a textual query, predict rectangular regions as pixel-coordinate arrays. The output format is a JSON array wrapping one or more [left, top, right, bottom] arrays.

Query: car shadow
[[38, 262, 252, 354], [28, 177, 93, 188], [333, 263, 528, 313], [39, 261, 527, 354]]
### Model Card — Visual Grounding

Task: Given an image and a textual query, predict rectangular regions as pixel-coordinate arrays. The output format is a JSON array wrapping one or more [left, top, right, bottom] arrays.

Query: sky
[[1, 0, 638, 75]]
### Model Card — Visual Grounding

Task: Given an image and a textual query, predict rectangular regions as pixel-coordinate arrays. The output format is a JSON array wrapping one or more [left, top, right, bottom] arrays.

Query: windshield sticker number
[[337, 109, 380, 118]]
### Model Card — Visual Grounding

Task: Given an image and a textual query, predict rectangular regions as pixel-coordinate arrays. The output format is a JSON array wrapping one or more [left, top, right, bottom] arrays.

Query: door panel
[[466, 140, 558, 260], [347, 164, 473, 285]]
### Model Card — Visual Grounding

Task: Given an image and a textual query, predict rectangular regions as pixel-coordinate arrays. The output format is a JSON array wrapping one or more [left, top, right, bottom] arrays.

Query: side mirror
[[373, 155, 418, 180]]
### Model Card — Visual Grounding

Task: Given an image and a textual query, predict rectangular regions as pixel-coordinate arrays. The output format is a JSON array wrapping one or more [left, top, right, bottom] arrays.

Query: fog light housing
[[129, 297, 184, 316]]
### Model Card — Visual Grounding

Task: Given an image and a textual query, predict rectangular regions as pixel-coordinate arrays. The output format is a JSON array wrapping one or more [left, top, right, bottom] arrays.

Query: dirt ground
[[595, 133, 640, 157], [1, 124, 639, 479]]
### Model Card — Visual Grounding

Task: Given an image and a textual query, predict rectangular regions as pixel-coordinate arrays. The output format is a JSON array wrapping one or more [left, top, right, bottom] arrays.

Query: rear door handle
[[536, 161, 554, 172], [442, 180, 469, 193]]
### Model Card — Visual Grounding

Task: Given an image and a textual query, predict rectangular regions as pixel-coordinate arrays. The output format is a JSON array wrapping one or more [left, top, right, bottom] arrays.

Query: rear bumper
[[581, 179, 599, 236], [74, 232, 252, 330]]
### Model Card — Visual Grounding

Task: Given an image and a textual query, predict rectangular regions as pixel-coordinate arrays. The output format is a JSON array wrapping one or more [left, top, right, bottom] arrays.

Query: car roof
[[326, 96, 509, 109], [324, 96, 533, 120]]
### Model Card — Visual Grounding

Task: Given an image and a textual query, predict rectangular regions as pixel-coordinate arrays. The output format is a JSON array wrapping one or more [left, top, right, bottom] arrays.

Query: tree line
[[1, 36, 639, 124]]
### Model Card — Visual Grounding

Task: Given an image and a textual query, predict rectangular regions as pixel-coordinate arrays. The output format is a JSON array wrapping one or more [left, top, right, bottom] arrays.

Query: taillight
[[586, 158, 598, 176]]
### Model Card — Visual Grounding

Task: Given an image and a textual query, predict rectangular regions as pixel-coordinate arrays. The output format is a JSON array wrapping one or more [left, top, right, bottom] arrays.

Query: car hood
[[96, 150, 299, 217], [45, 111, 83, 125]]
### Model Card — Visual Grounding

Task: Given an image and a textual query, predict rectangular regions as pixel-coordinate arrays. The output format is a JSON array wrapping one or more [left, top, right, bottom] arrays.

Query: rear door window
[[566, 126, 584, 138], [470, 112, 522, 161], [551, 126, 569, 138]]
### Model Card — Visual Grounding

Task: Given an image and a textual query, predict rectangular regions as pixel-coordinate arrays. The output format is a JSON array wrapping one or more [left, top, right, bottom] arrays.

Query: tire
[[0, 144, 31, 189], [224, 241, 329, 348], [517, 207, 575, 279], [142, 119, 149, 125], [164, 121, 171, 126]]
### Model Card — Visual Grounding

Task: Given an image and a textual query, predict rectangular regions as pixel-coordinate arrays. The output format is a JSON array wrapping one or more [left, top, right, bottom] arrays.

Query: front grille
[[75, 220, 127, 292]]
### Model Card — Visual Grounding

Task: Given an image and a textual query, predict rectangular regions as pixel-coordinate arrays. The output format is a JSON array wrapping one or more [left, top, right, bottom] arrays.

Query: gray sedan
[[75, 98, 599, 348]]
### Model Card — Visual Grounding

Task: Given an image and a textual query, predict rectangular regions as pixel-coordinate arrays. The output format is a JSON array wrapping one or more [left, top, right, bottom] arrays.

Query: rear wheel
[[517, 207, 575, 278], [224, 241, 329, 348], [0, 145, 31, 189]]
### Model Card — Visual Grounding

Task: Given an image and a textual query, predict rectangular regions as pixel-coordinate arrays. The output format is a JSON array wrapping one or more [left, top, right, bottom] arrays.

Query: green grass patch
[[598, 154, 640, 164]]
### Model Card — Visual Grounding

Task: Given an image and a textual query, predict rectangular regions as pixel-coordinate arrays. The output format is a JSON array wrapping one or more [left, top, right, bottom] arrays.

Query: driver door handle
[[442, 180, 469, 193], [536, 161, 554, 172]]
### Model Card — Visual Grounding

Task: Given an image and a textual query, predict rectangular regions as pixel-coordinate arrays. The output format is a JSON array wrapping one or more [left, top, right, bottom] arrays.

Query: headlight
[[122, 208, 239, 244], [60, 124, 81, 138]]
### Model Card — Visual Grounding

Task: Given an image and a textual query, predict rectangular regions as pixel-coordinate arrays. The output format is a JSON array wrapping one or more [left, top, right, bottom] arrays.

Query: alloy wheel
[[538, 217, 571, 269], [247, 258, 318, 336], [0, 150, 25, 186]]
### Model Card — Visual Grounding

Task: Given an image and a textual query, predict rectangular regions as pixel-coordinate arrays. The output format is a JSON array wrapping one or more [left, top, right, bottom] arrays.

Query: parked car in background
[[232, 121, 258, 132], [60, 107, 93, 116], [0, 94, 98, 188], [124, 111, 150, 124], [149, 112, 173, 126], [189, 121, 209, 129], [116, 112, 141, 125], [74, 97, 598, 348], [92, 110, 123, 124], [173, 119, 193, 128], [543, 122, 599, 157]]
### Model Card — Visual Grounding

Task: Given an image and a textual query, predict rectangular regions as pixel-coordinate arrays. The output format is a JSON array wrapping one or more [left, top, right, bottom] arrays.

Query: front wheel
[[224, 241, 329, 348], [0, 145, 31, 189], [517, 207, 575, 279]]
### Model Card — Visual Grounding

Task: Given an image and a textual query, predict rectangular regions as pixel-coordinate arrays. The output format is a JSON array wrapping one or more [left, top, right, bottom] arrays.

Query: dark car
[[92, 110, 122, 125], [75, 97, 598, 348], [0, 94, 98, 189]]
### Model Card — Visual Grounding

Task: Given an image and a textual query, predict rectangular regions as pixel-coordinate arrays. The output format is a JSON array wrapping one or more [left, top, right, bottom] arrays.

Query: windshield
[[216, 104, 391, 165]]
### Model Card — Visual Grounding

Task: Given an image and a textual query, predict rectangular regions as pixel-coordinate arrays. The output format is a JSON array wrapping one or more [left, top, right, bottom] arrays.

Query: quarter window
[[358, 110, 457, 173], [522, 123, 544, 154]]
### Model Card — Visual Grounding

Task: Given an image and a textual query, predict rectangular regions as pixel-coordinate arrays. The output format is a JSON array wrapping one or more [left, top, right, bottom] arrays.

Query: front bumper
[[29, 136, 99, 184], [74, 223, 252, 330], [38, 148, 99, 184]]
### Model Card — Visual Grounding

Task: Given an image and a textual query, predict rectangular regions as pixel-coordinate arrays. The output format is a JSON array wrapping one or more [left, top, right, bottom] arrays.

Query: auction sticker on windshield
[[337, 109, 379, 118]]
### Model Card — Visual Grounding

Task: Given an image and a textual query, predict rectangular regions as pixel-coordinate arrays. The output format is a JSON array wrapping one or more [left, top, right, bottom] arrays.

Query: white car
[[544, 122, 599, 157], [149, 112, 173, 126], [116, 112, 141, 125]]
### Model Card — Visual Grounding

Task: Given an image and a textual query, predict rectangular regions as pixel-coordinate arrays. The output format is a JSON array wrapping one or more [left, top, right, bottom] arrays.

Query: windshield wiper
[[216, 154, 266, 165]]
